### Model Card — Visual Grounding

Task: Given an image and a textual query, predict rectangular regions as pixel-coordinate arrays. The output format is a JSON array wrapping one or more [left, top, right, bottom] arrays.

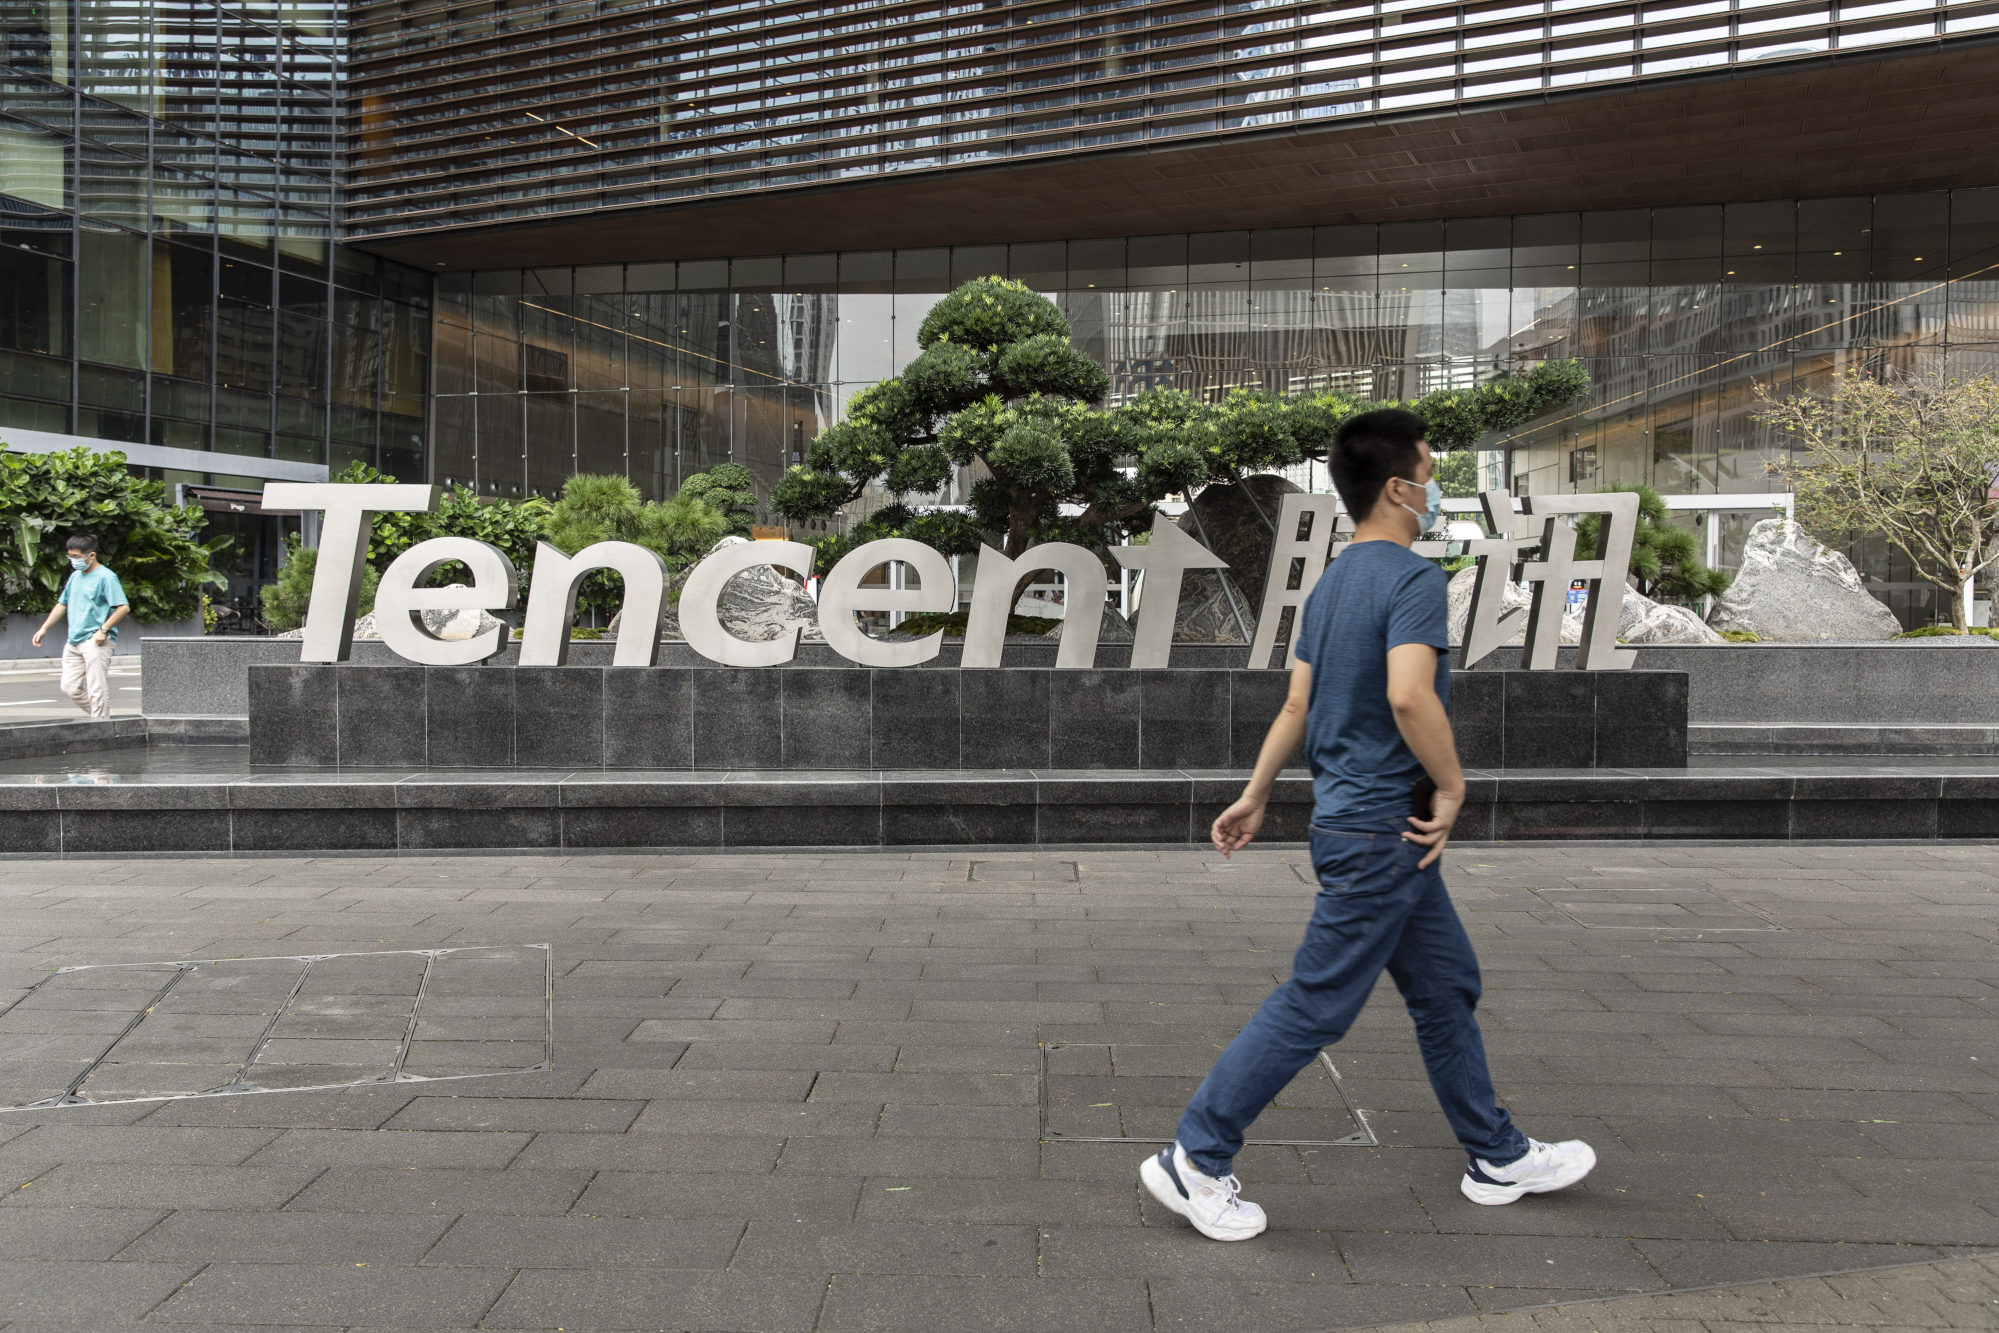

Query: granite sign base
[[244, 665, 1689, 771], [1, 765, 1990, 855]]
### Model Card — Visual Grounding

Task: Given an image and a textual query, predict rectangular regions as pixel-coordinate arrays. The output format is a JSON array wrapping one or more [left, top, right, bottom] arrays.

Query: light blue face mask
[[1393, 477, 1445, 533], [68, 555, 87, 570]]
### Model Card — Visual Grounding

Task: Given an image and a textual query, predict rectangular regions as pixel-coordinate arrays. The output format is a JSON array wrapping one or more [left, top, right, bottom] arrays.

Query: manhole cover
[[1039, 1041, 1375, 1146], [0, 945, 551, 1110], [1531, 886, 1785, 933], [971, 861, 1079, 882]]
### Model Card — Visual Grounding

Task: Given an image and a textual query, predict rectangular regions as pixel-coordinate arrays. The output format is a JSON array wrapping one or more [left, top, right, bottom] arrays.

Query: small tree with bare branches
[[1758, 368, 1999, 630]]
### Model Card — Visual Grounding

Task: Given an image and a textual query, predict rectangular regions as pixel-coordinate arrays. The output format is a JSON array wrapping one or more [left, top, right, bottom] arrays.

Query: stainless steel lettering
[[373, 537, 518, 666], [261, 482, 439, 662], [1110, 513, 1231, 670], [519, 541, 669, 667], [1459, 488, 1539, 670], [678, 540, 817, 667], [963, 543, 1106, 669], [1248, 493, 1345, 670], [817, 538, 957, 668], [1525, 492, 1640, 670]]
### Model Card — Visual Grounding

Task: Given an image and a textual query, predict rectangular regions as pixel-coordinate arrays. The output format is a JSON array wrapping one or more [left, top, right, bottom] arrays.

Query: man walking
[[1140, 409, 1595, 1242], [29, 533, 129, 720]]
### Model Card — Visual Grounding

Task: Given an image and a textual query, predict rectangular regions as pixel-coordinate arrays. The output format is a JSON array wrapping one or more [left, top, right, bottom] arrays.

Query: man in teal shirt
[[29, 533, 130, 719]]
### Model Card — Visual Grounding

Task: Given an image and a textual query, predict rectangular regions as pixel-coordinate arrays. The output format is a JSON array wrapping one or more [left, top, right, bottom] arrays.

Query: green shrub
[[891, 610, 1062, 638], [260, 538, 381, 631], [1896, 624, 1999, 639], [1, 442, 227, 622], [1719, 629, 1762, 643]]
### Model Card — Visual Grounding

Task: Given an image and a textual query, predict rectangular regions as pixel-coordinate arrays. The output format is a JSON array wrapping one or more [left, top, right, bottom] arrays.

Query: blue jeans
[[1176, 820, 1528, 1176]]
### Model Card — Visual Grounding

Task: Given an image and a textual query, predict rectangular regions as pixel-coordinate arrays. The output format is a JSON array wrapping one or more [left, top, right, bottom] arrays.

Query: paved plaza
[[0, 843, 1985, 1331]]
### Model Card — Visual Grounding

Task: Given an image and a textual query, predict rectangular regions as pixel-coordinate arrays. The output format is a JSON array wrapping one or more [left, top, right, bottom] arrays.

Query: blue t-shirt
[[1292, 540, 1450, 824], [57, 565, 129, 646]]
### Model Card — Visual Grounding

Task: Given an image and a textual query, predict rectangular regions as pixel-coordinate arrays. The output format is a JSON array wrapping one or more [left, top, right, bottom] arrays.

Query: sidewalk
[[0, 843, 1985, 1331], [1344, 1254, 1999, 1333]]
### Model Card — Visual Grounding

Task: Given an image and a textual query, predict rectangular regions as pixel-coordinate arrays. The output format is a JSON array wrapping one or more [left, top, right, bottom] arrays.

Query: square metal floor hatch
[[0, 945, 551, 1110], [1530, 886, 1785, 934], [1039, 1041, 1376, 1146]]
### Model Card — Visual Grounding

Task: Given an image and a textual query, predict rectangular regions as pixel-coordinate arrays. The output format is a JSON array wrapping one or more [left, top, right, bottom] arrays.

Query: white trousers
[[60, 639, 114, 719]]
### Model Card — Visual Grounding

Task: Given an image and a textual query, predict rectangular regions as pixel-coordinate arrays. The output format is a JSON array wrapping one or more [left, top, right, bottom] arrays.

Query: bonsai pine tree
[[678, 463, 758, 538], [1574, 482, 1731, 603], [772, 276, 1594, 558]]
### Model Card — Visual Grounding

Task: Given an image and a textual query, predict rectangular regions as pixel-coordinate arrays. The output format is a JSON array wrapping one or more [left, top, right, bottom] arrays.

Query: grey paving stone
[[420, 1213, 744, 1269], [1146, 1278, 1477, 1333], [820, 1274, 1153, 1332], [732, 1220, 1037, 1276], [508, 1131, 785, 1173], [1334, 1231, 1665, 1290], [572, 1170, 865, 1220], [0, 1258, 199, 1323], [118, 1211, 455, 1264], [483, 1268, 830, 1332], [770, 1136, 1040, 1180], [154, 1261, 512, 1327], [282, 1165, 592, 1215], [382, 1095, 644, 1133], [0, 1206, 164, 1260], [0, 1163, 321, 1211]]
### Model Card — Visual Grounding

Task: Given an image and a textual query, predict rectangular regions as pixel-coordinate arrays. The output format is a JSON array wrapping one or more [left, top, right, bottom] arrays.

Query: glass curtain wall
[[436, 188, 1999, 625], [0, 0, 430, 478]]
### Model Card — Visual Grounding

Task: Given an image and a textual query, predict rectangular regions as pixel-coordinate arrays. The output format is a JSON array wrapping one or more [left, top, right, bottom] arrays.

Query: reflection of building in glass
[[7, 0, 1999, 630]]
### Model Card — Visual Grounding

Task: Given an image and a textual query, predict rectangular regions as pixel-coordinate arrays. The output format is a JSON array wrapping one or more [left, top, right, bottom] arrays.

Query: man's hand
[[92, 630, 108, 646], [1402, 787, 1464, 869], [30, 629, 43, 648], [1211, 795, 1267, 857]]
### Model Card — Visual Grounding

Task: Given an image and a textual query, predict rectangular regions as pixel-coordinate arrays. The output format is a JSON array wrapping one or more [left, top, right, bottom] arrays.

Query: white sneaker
[[1460, 1137, 1597, 1205], [1140, 1142, 1269, 1241]]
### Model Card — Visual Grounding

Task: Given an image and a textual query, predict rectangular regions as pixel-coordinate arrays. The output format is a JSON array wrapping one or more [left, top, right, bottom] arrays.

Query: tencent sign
[[261, 484, 1640, 673]]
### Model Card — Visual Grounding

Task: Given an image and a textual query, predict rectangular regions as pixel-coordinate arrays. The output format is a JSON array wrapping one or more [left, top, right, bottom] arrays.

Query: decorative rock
[[1709, 519, 1900, 642], [1179, 474, 1302, 606], [1171, 568, 1252, 644], [1618, 588, 1724, 645], [709, 536, 824, 642]]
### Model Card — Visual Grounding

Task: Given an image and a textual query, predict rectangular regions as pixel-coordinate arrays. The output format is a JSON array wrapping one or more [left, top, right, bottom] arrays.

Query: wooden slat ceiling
[[357, 43, 1999, 272]]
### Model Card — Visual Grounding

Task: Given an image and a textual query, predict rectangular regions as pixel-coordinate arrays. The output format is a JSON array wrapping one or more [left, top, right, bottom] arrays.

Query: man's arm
[[1386, 642, 1464, 868], [29, 602, 67, 648], [1210, 658, 1312, 857], [95, 602, 130, 645]]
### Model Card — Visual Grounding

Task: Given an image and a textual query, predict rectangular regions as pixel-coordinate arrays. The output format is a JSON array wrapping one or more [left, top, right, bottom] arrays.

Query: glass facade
[[344, 0, 1994, 238], [0, 0, 430, 478], [436, 189, 1999, 624]]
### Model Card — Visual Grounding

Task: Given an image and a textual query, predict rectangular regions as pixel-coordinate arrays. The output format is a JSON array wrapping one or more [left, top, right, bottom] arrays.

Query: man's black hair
[[1329, 409, 1427, 522], [65, 533, 98, 554]]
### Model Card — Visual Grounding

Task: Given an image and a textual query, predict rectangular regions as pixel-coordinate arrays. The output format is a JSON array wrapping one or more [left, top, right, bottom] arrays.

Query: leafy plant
[[773, 276, 1590, 556], [1432, 450, 1479, 500], [1573, 482, 1731, 604], [0, 442, 227, 623], [1760, 368, 1999, 631], [678, 463, 758, 537], [891, 610, 1062, 638], [543, 473, 727, 614], [260, 537, 381, 631], [1719, 629, 1762, 643]]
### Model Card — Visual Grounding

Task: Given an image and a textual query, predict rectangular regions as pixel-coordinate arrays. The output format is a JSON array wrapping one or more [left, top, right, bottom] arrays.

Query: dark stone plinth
[[9, 762, 1999, 854], [245, 665, 1688, 772]]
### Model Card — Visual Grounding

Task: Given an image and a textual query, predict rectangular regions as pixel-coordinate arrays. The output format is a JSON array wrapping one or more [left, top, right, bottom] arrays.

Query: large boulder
[[709, 537, 823, 642], [1179, 474, 1302, 606], [1709, 519, 1900, 641], [1172, 569, 1251, 644], [1618, 587, 1724, 645]]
